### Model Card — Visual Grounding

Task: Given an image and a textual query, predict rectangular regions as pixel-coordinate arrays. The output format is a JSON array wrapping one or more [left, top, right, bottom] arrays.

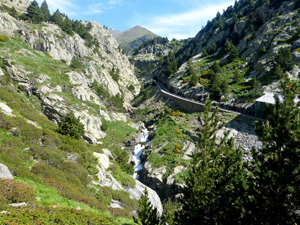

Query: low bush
[[111, 163, 136, 188], [0, 35, 9, 42], [0, 147, 40, 182], [70, 56, 83, 69], [0, 206, 118, 224], [78, 151, 99, 175], [109, 208, 131, 217], [101, 119, 108, 131], [111, 189, 138, 212], [0, 178, 35, 203]]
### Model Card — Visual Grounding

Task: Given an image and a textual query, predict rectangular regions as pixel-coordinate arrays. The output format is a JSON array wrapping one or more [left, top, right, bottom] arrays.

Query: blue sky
[[37, 0, 235, 40]]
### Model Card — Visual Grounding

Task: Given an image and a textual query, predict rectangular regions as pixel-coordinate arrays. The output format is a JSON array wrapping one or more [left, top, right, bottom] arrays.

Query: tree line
[[13, 0, 95, 47]]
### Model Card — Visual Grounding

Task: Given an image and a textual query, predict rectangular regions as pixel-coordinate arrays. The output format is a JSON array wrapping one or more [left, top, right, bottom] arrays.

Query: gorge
[[0, 0, 300, 224]]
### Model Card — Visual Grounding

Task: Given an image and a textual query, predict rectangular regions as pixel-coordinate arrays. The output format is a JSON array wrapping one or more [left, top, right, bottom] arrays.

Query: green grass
[[102, 121, 137, 146], [147, 109, 195, 181], [15, 177, 99, 211], [0, 87, 57, 130], [0, 36, 73, 88]]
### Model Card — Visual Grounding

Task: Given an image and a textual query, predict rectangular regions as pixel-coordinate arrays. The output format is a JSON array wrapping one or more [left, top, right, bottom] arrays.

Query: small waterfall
[[130, 128, 163, 215], [133, 129, 149, 179]]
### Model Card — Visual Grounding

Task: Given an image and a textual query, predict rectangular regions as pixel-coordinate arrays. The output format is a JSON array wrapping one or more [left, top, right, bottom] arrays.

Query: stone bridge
[[156, 82, 255, 117]]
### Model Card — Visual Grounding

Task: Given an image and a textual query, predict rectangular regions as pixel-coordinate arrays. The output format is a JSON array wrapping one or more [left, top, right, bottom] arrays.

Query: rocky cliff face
[[0, 0, 30, 13], [0, 11, 140, 143], [134, 1, 300, 101]]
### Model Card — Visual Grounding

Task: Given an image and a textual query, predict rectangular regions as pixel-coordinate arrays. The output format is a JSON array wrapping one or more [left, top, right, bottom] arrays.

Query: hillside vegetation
[[0, 0, 300, 224], [134, 0, 300, 104]]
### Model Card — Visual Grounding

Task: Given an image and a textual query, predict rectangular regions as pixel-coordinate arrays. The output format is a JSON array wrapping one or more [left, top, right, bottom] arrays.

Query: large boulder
[[125, 180, 163, 216], [92, 152, 124, 191], [0, 102, 14, 117], [0, 163, 14, 179]]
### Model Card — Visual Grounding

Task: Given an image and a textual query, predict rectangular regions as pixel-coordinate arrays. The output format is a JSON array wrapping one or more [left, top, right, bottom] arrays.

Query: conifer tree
[[27, 0, 44, 22], [249, 74, 300, 224], [41, 0, 50, 22], [51, 9, 63, 26], [178, 98, 250, 224], [186, 60, 197, 86], [56, 112, 84, 139], [137, 188, 160, 225], [9, 7, 18, 18], [275, 47, 294, 72]]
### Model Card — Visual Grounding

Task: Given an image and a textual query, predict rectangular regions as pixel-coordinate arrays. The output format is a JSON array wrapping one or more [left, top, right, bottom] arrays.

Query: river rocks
[[0, 163, 14, 179], [125, 180, 163, 216], [141, 162, 166, 191], [166, 165, 185, 186], [182, 141, 196, 160]]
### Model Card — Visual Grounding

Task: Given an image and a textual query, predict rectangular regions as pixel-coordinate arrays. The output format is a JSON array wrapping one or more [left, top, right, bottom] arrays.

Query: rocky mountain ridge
[[0, 8, 140, 144], [134, 0, 300, 102]]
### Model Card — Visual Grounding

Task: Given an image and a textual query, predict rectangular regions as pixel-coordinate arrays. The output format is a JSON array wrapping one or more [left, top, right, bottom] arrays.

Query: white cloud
[[37, 0, 78, 16], [82, 0, 123, 15], [108, 0, 123, 6], [138, 1, 234, 40]]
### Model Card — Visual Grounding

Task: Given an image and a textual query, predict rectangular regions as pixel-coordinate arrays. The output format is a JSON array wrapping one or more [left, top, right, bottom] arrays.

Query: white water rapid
[[133, 129, 149, 179]]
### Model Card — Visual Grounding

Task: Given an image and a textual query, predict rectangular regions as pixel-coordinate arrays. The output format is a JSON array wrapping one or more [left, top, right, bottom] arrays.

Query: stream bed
[[133, 129, 149, 179]]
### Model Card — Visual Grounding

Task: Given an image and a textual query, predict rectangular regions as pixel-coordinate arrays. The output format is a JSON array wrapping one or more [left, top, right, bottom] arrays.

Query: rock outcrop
[[93, 151, 163, 215], [0, 11, 141, 143], [125, 180, 163, 216], [0, 163, 14, 179]]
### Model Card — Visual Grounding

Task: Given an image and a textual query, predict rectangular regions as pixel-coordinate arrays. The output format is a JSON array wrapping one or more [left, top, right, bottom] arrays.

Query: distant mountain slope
[[108, 28, 121, 36], [114, 26, 159, 54]]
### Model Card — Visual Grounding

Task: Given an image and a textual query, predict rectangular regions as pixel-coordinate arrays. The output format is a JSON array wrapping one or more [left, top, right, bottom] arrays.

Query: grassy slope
[[0, 32, 138, 223]]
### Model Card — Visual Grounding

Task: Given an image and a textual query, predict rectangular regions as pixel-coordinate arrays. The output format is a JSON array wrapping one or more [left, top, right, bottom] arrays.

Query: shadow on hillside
[[224, 113, 257, 135]]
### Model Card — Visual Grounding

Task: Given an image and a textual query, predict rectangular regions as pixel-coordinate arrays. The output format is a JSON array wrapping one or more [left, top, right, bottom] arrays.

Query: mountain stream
[[133, 129, 149, 179]]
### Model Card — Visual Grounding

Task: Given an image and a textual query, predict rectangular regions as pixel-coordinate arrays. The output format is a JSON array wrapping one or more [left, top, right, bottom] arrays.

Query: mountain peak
[[113, 25, 158, 54]]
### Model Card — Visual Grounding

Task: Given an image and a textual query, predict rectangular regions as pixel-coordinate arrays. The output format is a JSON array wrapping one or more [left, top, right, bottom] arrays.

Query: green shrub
[[0, 206, 118, 224], [41, 128, 62, 149], [70, 56, 83, 69], [78, 151, 99, 175], [58, 161, 90, 187], [110, 93, 125, 111], [0, 147, 39, 182], [111, 189, 138, 212], [111, 163, 136, 188], [128, 84, 135, 92], [148, 152, 165, 168], [110, 67, 120, 82], [56, 112, 85, 139], [60, 135, 89, 153], [0, 178, 35, 203], [143, 89, 150, 100], [101, 119, 108, 131], [109, 208, 131, 217]]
